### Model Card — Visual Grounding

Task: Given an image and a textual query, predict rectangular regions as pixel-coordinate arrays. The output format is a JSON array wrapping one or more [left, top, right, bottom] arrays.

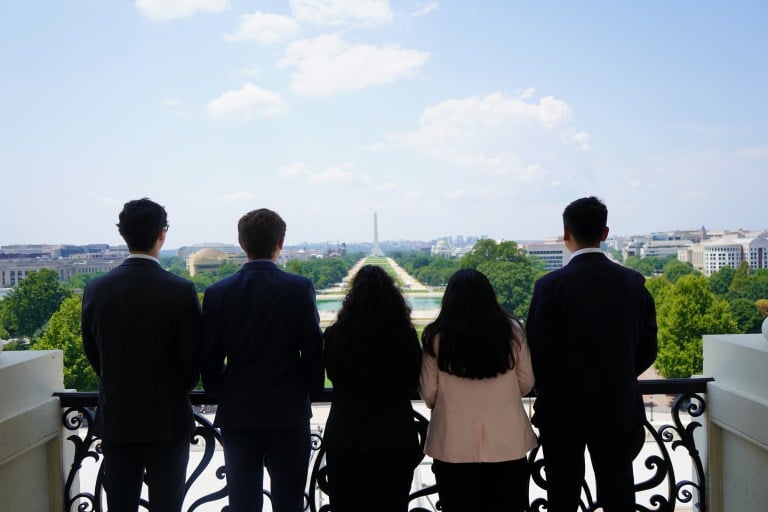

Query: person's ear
[[600, 226, 609, 241]]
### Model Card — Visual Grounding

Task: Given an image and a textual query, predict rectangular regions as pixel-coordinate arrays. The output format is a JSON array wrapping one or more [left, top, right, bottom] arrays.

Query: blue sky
[[1, 1, 766, 248]]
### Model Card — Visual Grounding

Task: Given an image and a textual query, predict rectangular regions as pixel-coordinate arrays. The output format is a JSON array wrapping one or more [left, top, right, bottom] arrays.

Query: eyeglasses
[[163, 224, 170, 233]]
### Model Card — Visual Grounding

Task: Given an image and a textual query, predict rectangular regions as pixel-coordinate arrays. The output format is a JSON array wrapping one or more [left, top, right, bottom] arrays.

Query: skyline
[[2, 1, 767, 247]]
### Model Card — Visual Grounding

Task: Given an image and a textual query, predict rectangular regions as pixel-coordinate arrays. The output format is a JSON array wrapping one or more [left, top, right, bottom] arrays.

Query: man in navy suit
[[82, 198, 202, 512], [201, 208, 323, 512], [526, 196, 657, 512]]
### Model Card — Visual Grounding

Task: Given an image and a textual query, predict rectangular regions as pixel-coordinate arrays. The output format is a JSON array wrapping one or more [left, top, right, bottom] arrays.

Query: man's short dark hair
[[238, 209, 286, 259], [117, 198, 168, 252], [563, 196, 607, 245]]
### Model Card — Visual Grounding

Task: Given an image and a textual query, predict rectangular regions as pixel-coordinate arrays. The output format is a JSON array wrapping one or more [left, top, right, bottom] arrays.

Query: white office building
[[683, 236, 768, 276], [523, 240, 570, 271]]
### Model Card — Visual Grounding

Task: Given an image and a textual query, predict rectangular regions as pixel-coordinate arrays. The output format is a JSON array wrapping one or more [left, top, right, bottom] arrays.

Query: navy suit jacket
[[201, 260, 323, 430], [526, 252, 657, 435], [81, 257, 202, 443]]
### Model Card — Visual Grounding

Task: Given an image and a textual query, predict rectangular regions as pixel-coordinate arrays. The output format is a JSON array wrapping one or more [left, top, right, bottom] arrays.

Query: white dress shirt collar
[[127, 253, 161, 264]]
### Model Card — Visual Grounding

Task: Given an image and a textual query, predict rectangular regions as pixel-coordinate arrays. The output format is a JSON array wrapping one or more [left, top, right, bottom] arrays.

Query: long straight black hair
[[422, 268, 519, 379]]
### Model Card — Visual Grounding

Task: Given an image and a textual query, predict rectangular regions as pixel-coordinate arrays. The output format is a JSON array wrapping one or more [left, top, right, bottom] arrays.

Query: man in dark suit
[[82, 198, 202, 512], [526, 196, 658, 512], [201, 208, 323, 512]]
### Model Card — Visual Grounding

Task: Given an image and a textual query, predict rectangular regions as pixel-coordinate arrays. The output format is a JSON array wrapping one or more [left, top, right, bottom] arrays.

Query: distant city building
[[186, 248, 247, 277], [680, 236, 768, 276], [430, 237, 473, 258], [640, 240, 694, 258], [523, 239, 570, 271], [0, 252, 127, 287], [177, 243, 242, 260]]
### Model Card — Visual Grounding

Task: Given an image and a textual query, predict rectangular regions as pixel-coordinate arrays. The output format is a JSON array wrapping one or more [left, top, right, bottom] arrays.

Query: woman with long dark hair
[[420, 268, 537, 512], [323, 264, 422, 512]]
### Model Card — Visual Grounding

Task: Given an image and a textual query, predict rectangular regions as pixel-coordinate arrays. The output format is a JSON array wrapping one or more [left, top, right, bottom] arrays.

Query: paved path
[[335, 256, 430, 291], [385, 257, 429, 291]]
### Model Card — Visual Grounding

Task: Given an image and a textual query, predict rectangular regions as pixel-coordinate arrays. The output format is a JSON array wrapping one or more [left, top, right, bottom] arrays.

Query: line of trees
[[392, 239, 546, 319], [3, 248, 767, 389], [284, 253, 362, 290], [0, 253, 363, 390]]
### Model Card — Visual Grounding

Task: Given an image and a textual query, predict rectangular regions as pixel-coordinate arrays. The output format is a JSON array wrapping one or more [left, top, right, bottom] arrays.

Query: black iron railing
[[56, 378, 712, 512]]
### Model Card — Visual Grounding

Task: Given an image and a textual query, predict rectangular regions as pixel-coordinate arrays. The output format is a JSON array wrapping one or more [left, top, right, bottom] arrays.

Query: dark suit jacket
[[81, 257, 202, 443], [201, 260, 323, 430], [526, 252, 657, 435], [322, 324, 422, 454]]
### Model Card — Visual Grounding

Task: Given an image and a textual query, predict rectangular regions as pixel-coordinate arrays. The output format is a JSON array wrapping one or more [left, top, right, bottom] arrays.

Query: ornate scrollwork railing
[[56, 378, 711, 512]]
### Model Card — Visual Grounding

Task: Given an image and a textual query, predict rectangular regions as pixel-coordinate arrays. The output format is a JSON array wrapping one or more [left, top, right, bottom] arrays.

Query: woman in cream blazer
[[419, 268, 537, 512]]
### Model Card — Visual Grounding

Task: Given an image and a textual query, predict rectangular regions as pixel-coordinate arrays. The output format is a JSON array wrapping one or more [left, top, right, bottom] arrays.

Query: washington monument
[[371, 212, 384, 256]]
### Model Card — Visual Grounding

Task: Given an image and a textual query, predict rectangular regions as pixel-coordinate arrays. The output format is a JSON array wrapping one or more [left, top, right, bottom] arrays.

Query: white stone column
[[704, 333, 768, 512], [0, 350, 65, 512]]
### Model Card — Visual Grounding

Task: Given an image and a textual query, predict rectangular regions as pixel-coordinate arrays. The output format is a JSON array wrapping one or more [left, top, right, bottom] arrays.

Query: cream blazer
[[419, 324, 538, 463]]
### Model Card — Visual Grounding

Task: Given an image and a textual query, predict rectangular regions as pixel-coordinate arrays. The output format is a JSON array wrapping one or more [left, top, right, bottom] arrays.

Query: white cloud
[[445, 189, 465, 199], [411, 2, 439, 17], [278, 34, 429, 96], [573, 131, 591, 150], [220, 191, 255, 202], [225, 12, 301, 45], [207, 83, 288, 119], [377, 182, 399, 191], [279, 161, 368, 185], [393, 90, 587, 180], [279, 161, 311, 178], [135, 0, 230, 21], [368, 141, 387, 151], [290, 0, 393, 27], [310, 165, 356, 184]]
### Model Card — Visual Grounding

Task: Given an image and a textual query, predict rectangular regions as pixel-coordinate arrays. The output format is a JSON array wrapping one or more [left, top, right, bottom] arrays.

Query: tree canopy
[[460, 240, 545, 319], [0, 268, 71, 338], [708, 265, 736, 296], [285, 254, 361, 290], [390, 251, 460, 286], [654, 274, 737, 378], [624, 255, 675, 277], [32, 296, 99, 391], [662, 259, 697, 283]]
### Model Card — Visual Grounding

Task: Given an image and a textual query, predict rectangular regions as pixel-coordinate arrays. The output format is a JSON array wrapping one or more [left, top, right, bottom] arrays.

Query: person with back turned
[[82, 198, 202, 512], [201, 208, 323, 512], [526, 196, 658, 512]]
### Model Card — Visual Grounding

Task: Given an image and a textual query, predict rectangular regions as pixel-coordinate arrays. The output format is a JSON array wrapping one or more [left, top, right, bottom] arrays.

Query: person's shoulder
[[160, 269, 197, 289], [534, 266, 566, 286], [280, 268, 313, 287], [204, 271, 238, 293], [83, 264, 124, 293], [620, 264, 648, 286]]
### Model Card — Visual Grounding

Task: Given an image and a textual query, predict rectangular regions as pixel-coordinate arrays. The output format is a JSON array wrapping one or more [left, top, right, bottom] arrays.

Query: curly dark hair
[[422, 268, 520, 379], [324, 264, 419, 384]]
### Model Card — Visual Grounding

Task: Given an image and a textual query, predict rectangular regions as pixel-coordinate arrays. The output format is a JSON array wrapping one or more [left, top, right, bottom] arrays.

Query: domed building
[[187, 248, 245, 276]]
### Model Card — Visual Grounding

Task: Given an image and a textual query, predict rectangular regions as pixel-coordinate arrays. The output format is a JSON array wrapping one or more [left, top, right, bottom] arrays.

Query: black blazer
[[81, 257, 202, 443], [526, 252, 657, 435], [201, 260, 323, 429], [322, 324, 422, 453]]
